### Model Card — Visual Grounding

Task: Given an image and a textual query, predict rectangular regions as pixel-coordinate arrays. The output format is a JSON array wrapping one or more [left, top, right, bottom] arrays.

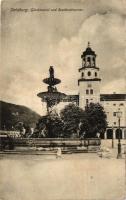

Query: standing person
[[56, 147, 62, 158]]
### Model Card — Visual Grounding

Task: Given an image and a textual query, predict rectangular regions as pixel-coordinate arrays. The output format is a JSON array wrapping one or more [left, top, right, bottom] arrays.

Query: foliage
[[0, 100, 40, 130], [81, 103, 108, 138], [46, 113, 64, 138], [2, 100, 107, 138], [60, 103, 84, 137], [60, 103, 107, 138], [33, 113, 64, 138], [31, 116, 48, 138]]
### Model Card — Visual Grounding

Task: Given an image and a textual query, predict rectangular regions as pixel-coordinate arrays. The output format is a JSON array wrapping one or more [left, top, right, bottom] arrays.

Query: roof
[[81, 43, 96, 57], [61, 95, 79, 103], [82, 47, 96, 56], [100, 94, 126, 101], [59, 94, 126, 103]]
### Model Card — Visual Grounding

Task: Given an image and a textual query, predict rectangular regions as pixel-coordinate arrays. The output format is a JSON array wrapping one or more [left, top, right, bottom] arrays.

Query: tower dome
[[81, 42, 97, 68], [81, 42, 96, 57]]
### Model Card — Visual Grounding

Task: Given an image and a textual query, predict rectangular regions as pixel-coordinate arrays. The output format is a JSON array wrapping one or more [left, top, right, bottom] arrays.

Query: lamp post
[[112, 125, 114, 148], [117, 110, 122, 159], [124, 145, 126, 186]]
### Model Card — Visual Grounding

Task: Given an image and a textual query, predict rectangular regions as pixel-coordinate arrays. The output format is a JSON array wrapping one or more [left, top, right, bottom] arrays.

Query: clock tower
[[78, 42, 101, 109]]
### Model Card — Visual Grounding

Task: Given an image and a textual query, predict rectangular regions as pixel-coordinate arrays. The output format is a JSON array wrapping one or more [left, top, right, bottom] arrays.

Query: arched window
[[93, 57, 95, 66], [87, 71, 91, 76], [87, 57, 90, 62], [86, 89, 89, 94], [95, 72, 97, 77], [124, 129, 126, 139], [116, 129, 122, 139], [107, 129, 113, 139], [81, 72, 84, 78], [87, 57, 91, 66], [90, 89, 93, 94]]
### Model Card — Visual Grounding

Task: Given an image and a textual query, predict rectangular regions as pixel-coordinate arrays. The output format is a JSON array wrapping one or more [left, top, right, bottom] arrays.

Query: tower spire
[[88, 41, 90, 48]]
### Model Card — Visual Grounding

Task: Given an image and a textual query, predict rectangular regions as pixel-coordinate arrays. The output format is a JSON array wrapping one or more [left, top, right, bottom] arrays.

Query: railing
[[13, 138, 101, 147], [0, 130, 20, 137], [0, 130, 101, 148]]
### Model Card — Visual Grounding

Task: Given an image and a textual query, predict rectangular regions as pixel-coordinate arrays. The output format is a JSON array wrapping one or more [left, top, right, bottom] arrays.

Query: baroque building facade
[[64, 43, 126, 139]]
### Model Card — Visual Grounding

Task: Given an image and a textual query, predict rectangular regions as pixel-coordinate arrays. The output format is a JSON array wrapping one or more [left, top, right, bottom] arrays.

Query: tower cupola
[[81, 42, 97, 68]]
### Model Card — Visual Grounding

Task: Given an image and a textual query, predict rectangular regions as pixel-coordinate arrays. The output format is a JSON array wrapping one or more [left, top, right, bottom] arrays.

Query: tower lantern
[[81, 42, 97, 68], [78, 43, 101, 109]]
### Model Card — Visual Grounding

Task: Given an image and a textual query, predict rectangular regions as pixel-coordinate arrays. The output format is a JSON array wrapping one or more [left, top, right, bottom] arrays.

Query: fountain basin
[[43, 78, 61, 86], [37, 91, 66, 102]]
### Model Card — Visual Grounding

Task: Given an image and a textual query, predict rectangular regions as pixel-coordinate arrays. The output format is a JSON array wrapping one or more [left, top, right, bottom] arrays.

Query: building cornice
[[100, 94, 126, 101], [78, 66, 99, 72], [78, 78, 101, 85]]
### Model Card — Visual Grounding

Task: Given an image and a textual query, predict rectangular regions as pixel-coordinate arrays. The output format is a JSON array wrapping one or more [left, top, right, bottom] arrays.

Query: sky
[[1, 0, 126, 115]]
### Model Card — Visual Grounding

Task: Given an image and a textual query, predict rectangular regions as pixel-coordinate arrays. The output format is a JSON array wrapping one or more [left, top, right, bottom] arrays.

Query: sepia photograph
[[0, 0, 126, 199]]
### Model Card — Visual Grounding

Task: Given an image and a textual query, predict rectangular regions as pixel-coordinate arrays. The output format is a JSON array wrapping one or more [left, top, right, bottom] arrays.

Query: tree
[[82, 103, 108, 138], [33, 113, 64, 138], [33, 103, 107, 139], [46, 113, 64, 138], [60, 103, 84, 137]]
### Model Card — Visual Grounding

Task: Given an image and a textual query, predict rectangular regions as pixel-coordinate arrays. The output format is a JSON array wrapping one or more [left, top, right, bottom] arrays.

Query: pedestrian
[[56, 147, 62, 158]]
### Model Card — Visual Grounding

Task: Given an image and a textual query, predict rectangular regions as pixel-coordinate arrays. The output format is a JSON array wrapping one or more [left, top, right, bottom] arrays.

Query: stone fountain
[[37, 66, 66, 113]]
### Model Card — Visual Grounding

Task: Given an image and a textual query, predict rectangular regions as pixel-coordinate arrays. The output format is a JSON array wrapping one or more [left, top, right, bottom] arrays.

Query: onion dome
[[81, 42, 96, 58]]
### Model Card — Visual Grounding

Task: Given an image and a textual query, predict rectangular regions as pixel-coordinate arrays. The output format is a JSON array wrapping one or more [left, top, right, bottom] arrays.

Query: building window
[[81, 72, 84, 78], [120, 103, 124, 106], [86, 89, 89, 94], [90, 89, 93, 94], [87, 57, 91, 66], [113, 103, 116, 106], [95, 72, 97, 77], [87, 71, 91, 76], [87, 57, 90, 62], [113, 112, 116, 116], [114, 122, 116, 125], [86, 99, 89, 104], [93, 57, 95, 66]]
